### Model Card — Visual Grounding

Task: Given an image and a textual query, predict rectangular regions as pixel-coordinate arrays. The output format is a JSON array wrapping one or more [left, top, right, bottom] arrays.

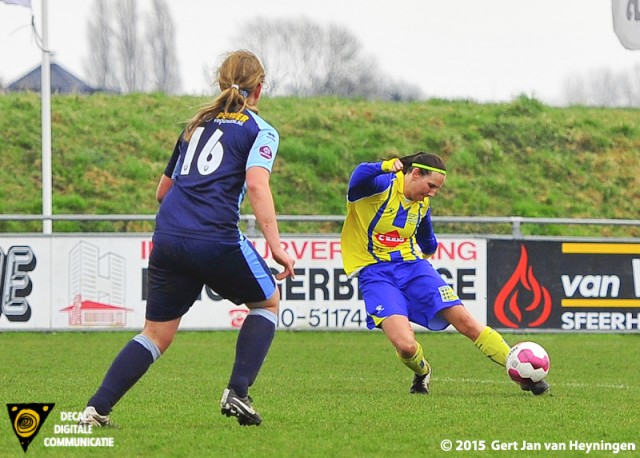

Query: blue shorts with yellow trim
[[358, 259, 462, 331]]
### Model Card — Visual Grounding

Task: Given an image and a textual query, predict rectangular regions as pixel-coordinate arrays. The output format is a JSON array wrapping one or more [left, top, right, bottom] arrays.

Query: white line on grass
[[434, 376, 627, 390]]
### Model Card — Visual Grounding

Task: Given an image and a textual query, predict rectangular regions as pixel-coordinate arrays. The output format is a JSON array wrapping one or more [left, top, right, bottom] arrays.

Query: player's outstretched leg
[[475, 327, 551, 395], [442, 307, 551, 395], [78, 334, 161, 427], [473, 326, 510, 366]]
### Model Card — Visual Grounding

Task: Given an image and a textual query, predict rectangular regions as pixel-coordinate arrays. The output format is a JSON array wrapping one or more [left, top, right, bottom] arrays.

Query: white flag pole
[[41, 0, 52, 234]]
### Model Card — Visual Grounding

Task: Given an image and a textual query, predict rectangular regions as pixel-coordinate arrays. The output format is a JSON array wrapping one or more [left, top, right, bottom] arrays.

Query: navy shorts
[[146, 233, 276, 321], [358, 259, 463, 331]]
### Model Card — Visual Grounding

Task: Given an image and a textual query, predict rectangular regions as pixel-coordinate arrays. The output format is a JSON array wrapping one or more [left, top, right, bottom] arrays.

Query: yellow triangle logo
[[7, 403, 55, 453]]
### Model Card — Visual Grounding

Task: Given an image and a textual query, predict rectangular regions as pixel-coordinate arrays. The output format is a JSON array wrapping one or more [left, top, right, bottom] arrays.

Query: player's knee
[[141, 322, 179, 354], [394, 339, 418, 358], [153, 335, 175, 354], [247, 291, 280, 315]]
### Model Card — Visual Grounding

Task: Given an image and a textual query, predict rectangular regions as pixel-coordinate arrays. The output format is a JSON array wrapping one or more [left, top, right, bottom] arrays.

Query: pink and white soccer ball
[[506, 341, 550, 384]]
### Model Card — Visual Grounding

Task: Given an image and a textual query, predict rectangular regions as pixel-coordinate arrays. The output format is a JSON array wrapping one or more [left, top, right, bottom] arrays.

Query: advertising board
[[487, 241, 640, 331], [0, 235, 486, 331]]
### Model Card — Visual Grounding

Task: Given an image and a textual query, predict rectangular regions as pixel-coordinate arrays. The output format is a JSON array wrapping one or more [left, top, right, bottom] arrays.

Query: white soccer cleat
[[78, 406, 111, 427]]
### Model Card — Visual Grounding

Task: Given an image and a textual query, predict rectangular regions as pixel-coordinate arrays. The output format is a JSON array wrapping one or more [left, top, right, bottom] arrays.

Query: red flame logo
[[494, 245, 552, 328]]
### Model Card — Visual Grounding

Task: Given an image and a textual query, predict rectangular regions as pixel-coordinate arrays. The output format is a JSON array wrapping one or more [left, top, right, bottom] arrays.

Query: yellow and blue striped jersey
[[341, 161, 438, 277]]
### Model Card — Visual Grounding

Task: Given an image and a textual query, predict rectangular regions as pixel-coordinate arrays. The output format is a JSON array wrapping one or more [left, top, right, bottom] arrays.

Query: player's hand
[[272, 247, 296, 280], [382, 158, 403, 173], [390, 159, 403, 172]]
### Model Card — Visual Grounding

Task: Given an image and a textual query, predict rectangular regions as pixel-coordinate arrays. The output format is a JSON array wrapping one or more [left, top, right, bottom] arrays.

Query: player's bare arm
[[155, 174, 173, 203], [246, 166, 295, 280]]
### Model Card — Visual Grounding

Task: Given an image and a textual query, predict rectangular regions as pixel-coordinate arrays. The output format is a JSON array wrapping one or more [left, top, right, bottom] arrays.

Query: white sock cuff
[[248, 308, 278, 325], [133, 334, 161, 361]]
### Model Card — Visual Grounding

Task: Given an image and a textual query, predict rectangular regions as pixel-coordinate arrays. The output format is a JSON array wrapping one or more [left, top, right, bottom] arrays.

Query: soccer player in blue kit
[[340, 152, 549, 396], [79, 50, 295, 427]]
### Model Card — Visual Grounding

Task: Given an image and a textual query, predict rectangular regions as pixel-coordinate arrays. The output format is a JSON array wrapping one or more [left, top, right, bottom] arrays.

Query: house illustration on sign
[[59, 241, 132, 326]]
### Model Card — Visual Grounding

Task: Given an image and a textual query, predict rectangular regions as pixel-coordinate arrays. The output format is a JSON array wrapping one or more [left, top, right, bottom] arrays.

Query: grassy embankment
[[1, 92, 638, 236]]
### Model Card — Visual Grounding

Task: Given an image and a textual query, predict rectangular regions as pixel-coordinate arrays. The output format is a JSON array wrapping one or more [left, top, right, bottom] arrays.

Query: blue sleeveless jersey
[[155, 110, 279, 241]]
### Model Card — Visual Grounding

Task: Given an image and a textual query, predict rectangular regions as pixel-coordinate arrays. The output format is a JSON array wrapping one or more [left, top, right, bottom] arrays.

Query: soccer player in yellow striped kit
[[340, 152, 549, 395]]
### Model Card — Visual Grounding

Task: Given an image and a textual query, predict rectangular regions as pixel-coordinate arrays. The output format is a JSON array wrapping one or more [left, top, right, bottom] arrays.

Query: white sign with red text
[[0, 235, 487, 331]]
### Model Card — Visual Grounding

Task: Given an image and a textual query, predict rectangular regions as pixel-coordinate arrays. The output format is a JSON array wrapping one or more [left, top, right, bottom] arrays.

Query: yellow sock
[[473, 326, 510, 367], [397, 341, 431, 376]]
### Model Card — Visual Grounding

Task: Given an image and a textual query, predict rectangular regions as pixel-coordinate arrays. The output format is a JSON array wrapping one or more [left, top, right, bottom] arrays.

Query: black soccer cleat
[[409, 366, 431, 395], [220, 388, 262, 426], [520, 379, 550, 396]]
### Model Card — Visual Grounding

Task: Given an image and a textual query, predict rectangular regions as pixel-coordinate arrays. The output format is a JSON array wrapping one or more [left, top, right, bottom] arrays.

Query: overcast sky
[[1, 0, 639, 104]]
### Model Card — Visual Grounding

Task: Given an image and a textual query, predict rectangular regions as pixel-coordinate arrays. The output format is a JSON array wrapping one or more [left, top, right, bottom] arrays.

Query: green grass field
[[0, 331, 638, 457]]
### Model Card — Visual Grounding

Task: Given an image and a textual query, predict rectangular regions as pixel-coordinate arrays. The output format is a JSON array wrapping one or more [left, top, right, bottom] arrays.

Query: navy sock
[[88, 338, 158, 415], [228, 311, 276, 398]]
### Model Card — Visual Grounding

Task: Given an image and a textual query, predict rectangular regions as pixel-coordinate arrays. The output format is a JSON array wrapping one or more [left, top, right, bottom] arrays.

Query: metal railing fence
[[0, 214, 638, 239]]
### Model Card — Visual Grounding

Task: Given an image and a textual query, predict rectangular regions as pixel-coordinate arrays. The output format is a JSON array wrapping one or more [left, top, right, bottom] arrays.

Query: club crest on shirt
[[438, 285, 460, 302], [376, 230, 405, 247], [259, 145, 272, 159]]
